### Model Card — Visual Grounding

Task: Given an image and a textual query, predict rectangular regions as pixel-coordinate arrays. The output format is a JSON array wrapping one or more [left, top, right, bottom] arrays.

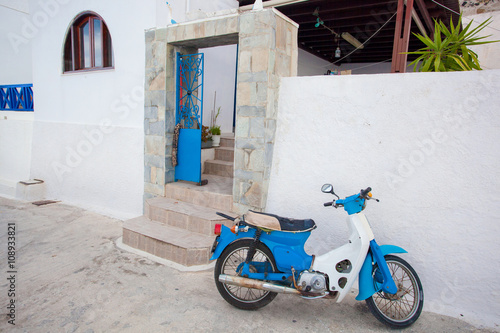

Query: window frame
[[63, 12, 114, 73]]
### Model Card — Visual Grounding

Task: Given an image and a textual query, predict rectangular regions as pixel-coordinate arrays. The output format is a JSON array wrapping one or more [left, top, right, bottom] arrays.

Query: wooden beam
[[391, 0, 414, 73], [414, 0, 435, 36]]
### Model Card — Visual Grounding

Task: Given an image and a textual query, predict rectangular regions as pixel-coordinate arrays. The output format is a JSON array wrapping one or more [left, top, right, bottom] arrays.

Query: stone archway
[[143, 8, 298, 214]]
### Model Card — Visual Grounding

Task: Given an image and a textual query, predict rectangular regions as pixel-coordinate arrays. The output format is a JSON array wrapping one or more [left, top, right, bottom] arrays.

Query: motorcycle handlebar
[[360, 187, 372, 198], [324, 202, 334, 207]]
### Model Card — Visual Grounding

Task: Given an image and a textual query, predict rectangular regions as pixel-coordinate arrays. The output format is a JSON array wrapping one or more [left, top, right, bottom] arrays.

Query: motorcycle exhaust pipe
[[218, 274, 301, 295]]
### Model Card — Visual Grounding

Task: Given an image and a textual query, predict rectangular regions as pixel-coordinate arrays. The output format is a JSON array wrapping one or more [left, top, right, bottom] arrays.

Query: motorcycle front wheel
[[365, 255, 424, 328], [214, 239, 278, 310]]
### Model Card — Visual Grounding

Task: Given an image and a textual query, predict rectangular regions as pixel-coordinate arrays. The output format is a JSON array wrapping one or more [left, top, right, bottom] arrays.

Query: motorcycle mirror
[[321, 184, 334, 194]]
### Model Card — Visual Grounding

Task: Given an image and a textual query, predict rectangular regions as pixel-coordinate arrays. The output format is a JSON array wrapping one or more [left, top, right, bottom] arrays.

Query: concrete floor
[[0, 196, 497, 333]]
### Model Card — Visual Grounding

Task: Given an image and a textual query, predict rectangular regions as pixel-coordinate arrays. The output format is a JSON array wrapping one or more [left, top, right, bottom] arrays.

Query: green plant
[[209, 106, 221, 134], [209, 125, 221, 136], [201, 125, 212, 142], [406, 15, 499, 72]]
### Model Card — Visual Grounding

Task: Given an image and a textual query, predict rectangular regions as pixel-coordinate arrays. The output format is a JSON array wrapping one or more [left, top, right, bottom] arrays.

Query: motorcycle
[[210, 185, 424, 328]]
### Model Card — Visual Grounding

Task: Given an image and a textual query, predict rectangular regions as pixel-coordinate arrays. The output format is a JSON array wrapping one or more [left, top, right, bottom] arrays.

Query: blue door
[[175, 52, 204, 184]]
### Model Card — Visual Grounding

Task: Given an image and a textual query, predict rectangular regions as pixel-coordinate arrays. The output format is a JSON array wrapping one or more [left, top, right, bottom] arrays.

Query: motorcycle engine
[[297, 271, 327, 293]]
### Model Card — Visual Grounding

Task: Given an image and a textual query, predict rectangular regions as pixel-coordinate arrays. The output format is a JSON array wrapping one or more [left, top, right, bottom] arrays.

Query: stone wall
[[144, 28, 168, 200], [233, 9, 298, 214], [144, 8, 299, 214]]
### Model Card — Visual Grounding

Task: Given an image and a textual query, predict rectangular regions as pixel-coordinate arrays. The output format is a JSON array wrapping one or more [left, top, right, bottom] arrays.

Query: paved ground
[[0, 197, 497, 333]]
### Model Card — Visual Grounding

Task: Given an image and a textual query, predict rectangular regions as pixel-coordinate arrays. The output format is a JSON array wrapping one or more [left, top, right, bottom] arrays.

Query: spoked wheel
[[366, 255, 424, 328], [214, 239, 278, 310]]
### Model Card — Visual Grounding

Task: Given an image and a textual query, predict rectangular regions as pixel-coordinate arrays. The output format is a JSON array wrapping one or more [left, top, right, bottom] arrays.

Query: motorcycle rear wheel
[[365, 255, 424, 328], [214, 239, 278, 310]]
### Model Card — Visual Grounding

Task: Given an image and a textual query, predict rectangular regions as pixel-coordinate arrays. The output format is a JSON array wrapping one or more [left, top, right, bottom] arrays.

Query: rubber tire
[[366, 255, 424, 328], [214, 239, 278, 310]]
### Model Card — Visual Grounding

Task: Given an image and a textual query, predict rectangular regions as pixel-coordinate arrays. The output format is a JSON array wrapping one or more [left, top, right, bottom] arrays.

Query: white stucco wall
[[0, 112, 34, 197], [28, 0, 159, 219], [268, 70, 500, 328], [0, 0, 32, 84]]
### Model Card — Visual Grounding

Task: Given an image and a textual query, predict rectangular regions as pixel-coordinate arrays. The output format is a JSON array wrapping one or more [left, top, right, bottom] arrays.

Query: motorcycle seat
[[244, 210, 317, 232]]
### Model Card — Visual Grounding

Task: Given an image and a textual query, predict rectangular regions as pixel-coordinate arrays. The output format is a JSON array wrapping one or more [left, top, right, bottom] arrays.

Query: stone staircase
[[122, 134, 236, 267], [203, 135, 235, 177]]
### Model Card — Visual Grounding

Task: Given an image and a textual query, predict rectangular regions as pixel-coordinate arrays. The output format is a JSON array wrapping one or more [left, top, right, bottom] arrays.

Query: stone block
[[145, 182, 164, 196], [145, 90, 166, 108], [145, 106, 158, 120], [235, 117, 249, 138], [238, 106, 266, 117], [238, 50, 252, 73], [165, 110, 175, 133], [151, 166, 157, 184], [145, 154, 164, 168], [240, 181, 264, 208], [156, 168, 165, 185], [145, 29, 155, 43], [148, 69, 166, 91], [165, 156, 173, 170], [145, 43, 155, 68], [167, 27, 176, 42], [234, 148, 245, 170], [265, 119, 276, 143], [235, 138, 265, 150], [144, 165, 151, 182], [165, 169, 175, 183], [194, 22, 205, 39], [245, 149, 265, 172], [250, 117, 265, 139], [238, 72, 268, 83], [252, 48, 269, 73], [235, 169, 264, 182], [240, 34, 272, 49], [236, 82, 251, 107], [145, 135, 165, 155], [185, 24, 195, 40], [251, 82, 268, 107], [156, 28, 167, 41], [149, 121, 165, 136], [264, 143, 275, 179], [205, 20, 216, 36], [239, 13, 255, 34]]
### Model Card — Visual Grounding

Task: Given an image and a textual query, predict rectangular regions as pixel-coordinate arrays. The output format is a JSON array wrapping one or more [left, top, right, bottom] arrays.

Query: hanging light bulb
[[335, 46, 341, 58]]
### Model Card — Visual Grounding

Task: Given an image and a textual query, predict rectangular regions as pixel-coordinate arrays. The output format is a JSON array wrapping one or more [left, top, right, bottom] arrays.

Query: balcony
[[0, 84, 34, 111]]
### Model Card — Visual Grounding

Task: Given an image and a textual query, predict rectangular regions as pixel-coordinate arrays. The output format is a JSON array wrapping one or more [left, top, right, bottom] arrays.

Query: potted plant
[[201, 125, 212, 148], [209, 107, 221, 147]]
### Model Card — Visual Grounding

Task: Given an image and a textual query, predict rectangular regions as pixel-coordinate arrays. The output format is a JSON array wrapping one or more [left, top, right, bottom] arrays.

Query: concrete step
[[220, 135, 234, 148], [122, 217, 214, 266], [165, 175, 233, 211], [145, 197, 235, 236], [204, 160, 233, 178], [214, 146, 234, 162]]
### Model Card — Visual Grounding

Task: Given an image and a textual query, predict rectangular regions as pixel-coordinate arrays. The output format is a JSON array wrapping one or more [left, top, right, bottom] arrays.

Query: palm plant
[[407, 15, 499, 72]]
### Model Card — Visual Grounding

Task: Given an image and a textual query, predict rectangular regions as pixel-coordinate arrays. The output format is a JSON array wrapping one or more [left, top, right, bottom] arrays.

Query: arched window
[[63, 12, 113, 72]]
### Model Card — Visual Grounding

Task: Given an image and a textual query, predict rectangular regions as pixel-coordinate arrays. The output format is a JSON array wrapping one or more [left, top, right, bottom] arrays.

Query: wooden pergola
[[239, 0, 460, 73]]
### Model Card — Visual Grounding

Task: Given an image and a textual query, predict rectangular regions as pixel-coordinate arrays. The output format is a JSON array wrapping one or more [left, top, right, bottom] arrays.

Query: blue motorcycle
[[210, 185, 424, 328]]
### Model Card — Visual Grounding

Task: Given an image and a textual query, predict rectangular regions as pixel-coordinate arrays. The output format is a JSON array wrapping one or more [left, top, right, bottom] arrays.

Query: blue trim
[[356, 242, 407, 301], [0, 84, 34, 111], [210, 225, 313, 275], [336, 194, 366, 215]]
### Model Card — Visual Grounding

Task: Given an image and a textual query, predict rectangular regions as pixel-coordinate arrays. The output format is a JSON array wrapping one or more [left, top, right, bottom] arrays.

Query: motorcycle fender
[[355, 244, 407, 301], [209, 225, 255, 261]]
